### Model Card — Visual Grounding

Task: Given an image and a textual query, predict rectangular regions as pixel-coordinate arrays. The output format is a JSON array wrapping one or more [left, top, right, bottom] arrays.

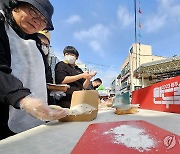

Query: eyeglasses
[[41, 41, 51, 48], [29, 7, 48, 27]]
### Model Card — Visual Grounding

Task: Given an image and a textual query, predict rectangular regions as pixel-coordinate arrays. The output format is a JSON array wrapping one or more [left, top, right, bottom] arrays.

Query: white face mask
[[42, 45, 49, 55], [65, 55, 76, 64]]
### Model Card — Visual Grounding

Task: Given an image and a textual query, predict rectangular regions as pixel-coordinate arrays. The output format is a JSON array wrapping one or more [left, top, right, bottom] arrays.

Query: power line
[[80, 60, 119, 69], [131, 52, 153, 56], [54, 53, 119, 69], [131, 52, 166, 57]]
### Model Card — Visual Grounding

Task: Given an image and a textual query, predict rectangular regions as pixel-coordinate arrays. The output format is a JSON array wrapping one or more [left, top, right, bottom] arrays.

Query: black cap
[[63, 46, 79, 58], [13, 0, 54, 30]]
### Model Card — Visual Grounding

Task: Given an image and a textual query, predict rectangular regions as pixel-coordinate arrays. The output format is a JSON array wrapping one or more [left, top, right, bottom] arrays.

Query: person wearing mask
[[37, 30, 53, 83], [37, 30, 59, 105], [86, 78, 102, 90], [37, 30, 51, 58], [0, 0, 69, 140], [55, 46, 96, 108]]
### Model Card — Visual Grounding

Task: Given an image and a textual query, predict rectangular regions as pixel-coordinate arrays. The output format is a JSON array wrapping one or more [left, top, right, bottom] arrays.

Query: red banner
[[132, 76, 180, 113]]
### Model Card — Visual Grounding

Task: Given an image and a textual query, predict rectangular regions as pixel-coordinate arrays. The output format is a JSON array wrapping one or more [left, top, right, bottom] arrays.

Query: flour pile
[[49, 104, 97, 115], [70, 104, 97, 115], [104, 125, 156, 152]]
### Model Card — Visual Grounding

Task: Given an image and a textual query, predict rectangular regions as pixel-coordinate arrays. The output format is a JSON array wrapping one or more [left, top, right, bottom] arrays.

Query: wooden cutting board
[[71, 120, 180, 154]]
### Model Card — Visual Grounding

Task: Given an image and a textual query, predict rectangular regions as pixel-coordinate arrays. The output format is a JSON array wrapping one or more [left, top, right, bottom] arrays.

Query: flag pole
[[134, 0, 137, 70], [134, 0, 137, 44]]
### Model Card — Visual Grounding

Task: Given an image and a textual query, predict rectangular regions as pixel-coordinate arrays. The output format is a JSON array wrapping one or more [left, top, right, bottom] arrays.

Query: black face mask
[[94, 86, 99, 89]]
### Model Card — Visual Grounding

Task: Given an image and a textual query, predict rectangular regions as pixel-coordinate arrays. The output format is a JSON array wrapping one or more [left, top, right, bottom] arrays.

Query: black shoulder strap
[[0, 11, 12, 69], [0, 12, 5, 28], [0, 11, 5, 21]]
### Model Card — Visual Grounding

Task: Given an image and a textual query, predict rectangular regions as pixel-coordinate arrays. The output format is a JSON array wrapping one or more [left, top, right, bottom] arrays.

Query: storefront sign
[[132, 76, 180, 113]]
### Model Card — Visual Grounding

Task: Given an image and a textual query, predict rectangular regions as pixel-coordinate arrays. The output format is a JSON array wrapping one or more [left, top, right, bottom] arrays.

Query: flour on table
[[103, 125, 156, 152]]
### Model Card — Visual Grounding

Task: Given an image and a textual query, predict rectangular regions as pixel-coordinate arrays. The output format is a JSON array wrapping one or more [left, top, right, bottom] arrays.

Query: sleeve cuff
[[7, 89, 31, 109]]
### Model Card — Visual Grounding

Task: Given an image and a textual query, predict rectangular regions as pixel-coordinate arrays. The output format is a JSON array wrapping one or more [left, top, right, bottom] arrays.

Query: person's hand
[[82, 71, 93, 79], [20, 97, 69, 121], [89, 71, 97, 77]]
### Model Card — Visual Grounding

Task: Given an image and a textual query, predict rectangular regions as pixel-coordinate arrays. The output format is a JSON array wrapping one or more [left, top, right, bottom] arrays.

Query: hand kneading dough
[[70, 104, 97, 115], [49, 105, 71, 115], [49, 104, 97, 116]]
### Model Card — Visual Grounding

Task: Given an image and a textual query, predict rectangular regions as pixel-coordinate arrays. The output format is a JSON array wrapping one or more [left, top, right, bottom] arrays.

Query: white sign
[[153, 81, 180, 108]]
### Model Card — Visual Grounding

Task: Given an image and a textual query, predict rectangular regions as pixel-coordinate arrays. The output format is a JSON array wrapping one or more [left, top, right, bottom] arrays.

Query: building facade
[[120, 43, 166, 97]]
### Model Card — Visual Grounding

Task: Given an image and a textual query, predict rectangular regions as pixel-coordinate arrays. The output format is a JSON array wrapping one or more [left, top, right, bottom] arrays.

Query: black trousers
[[0, 125, 16, 140], [0, 104, 16, 140]]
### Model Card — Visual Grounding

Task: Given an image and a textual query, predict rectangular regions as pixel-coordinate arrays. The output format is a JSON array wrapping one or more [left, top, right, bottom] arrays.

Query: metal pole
[[135, 0, 138, 88], [134, 0, 138, 70], [134, 0, 137, 44]]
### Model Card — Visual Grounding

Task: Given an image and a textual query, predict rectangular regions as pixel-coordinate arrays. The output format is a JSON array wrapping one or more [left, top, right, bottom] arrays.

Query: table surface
[[0, 109, 179, 154]]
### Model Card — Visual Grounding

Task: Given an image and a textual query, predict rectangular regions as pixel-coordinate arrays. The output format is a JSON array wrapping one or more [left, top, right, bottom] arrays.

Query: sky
[[50, 0, 180, 88]]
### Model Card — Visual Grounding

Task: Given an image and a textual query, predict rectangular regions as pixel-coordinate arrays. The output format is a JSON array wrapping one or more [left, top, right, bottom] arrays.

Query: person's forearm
[[83, 79, 90, 89], [61, 74, 83, 84], [0, 70, 31, 107]]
